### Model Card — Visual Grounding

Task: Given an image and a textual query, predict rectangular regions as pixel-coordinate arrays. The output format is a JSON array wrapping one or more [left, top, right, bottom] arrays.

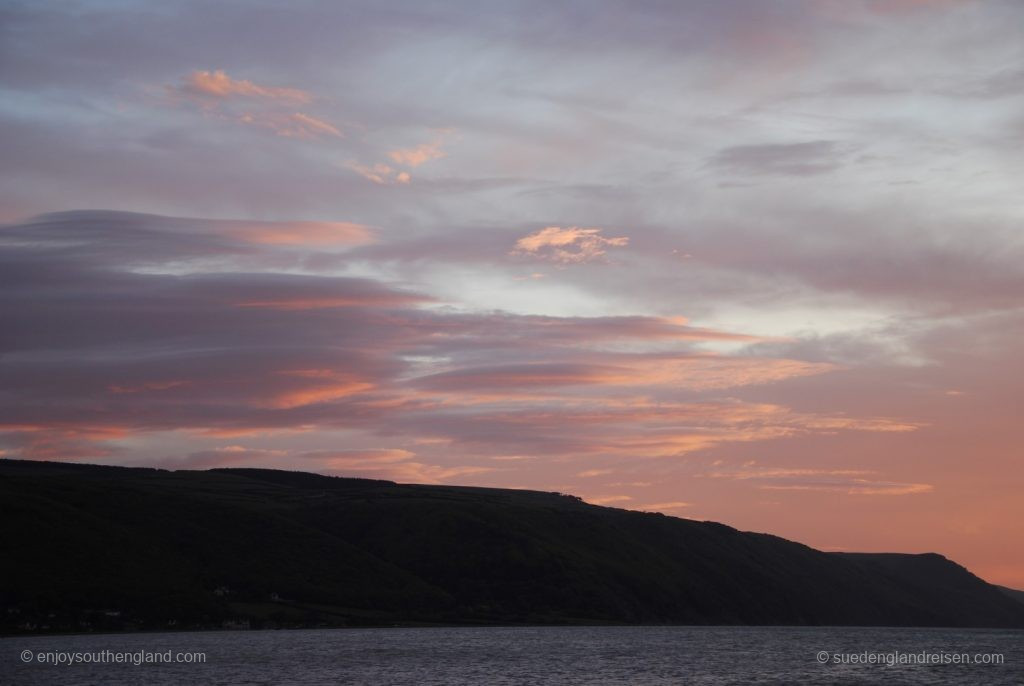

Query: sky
[[2, 0, 1023, 587]]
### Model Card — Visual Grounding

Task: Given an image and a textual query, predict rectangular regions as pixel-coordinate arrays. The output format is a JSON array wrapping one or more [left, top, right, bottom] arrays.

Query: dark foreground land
[[2, 459, 1023, 634]]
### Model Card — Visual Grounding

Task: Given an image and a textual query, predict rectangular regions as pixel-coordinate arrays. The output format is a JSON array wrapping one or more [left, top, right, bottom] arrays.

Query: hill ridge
[[2, 459, 1022, 633]]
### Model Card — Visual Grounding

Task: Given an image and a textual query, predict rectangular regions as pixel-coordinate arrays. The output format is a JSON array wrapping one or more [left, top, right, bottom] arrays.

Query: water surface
[[6, 625, 1022, 685]]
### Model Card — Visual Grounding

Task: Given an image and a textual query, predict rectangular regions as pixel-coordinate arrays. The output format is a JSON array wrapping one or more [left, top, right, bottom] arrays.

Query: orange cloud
[[168, 71, 342, 140], [228, 220, 372, 246], [586, 495, 633, 505], [280, 112, 342, 138], [623, 356, 835, 390], [706, 468, 873, 480], [577, 468, 613, 477], [349, 162, 411, 185], [304, 448, 417, 469], [598, 429, 794, 458], [387, 140, 446, 167], [182, 70, 312, 102], [513, 313, 765, 343], [634, 501, 693, 512], [385, 393, 921, 461], [844, 482, 934, 495], [705, 468, 934, 496], [265, 383, 374, 409], [302, 449, 492, 484], [414, 356, 836, 393], [238, 111, 343, 139], [759, 481, 934, 495], [798, 416, 921, 432], [512, 226, 629, 264], [377, 462, 494, 484], [265, 370, 374, 409], [352, 133, 449, 185], [0, 423, 129, 439], [0, 423, 130, 460]]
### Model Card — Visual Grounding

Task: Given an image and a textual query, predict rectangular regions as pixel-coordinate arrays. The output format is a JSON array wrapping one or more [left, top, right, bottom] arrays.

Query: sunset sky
[[2, 0, 1023, 587]]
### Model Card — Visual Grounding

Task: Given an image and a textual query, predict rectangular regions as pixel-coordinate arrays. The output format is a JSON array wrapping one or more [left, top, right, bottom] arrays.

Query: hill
[[997, 585, 1024, 606], [2, 459, 1022, 633]]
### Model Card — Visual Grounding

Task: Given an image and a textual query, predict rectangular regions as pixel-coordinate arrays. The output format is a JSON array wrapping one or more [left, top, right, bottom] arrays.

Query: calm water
[[4, 625, 1023, 685]]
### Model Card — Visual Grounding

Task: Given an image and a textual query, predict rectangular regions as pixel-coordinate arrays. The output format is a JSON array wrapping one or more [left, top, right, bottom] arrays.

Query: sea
[[5, 625, 1023, 685]]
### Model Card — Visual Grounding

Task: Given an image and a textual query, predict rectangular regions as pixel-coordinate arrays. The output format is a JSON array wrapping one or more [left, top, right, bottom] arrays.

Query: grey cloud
[[707, 141, 845, 176]]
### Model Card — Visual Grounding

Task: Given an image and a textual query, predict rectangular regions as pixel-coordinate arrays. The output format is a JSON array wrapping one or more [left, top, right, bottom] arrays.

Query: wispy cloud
[[303, 449, 493, 484], [635, 501, 693, 512], [759, 481, 934, 496], [706, 468, 933, 496], [388, 140, 446, 167], [177, 70, 313, 103], [353, 133, 451, 185], [167, 70, 341, 139], [348, 162, 410, 185], [228, 219, 372, 246], [237, 111, 343, 139], [707, 141, 844, 176], [586, 495, 633, 505], [0, 211, 918, 467], [258, 112, 342, 138], [577, 468, 613, 477]]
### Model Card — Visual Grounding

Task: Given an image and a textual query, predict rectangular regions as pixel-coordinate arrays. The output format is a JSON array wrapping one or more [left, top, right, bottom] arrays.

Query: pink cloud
[[180, 70, 312, 103], [387, 140, 446, 167], [237, 111, 343, 139], [634, 501, 693, 512], [264, 373, 375, 410], [705, 468, 934, 496], [586, 495, 633, 505], [577, 468, 613, 477], [300, 449, 492, 484], [167, 71, 342, 140], [412, 356, 836, 393], [348, 162, 411, 185], [227, 220, 372, 246], [0, 211, 925, 489], [511, 226, 629, 264]]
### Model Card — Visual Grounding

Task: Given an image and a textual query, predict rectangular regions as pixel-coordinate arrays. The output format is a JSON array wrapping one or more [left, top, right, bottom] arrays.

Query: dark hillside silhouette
[[3, 459, 1022, 633]]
